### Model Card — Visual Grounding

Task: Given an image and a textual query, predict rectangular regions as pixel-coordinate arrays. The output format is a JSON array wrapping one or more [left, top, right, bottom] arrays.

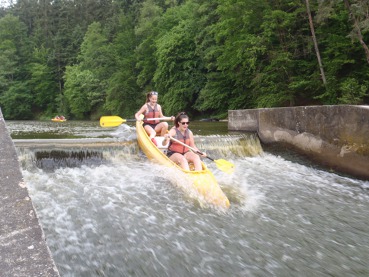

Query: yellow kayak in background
[[51, 118, 67, 122], [136, 121, 230, 209]]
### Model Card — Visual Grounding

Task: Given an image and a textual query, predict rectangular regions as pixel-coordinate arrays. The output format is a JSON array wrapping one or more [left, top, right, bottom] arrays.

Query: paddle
[[100, 115, 172, 127], [169, 136, 235, 174]]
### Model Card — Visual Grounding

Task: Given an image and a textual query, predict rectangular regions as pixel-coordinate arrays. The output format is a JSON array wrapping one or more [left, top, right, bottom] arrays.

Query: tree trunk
[[343, 0, 369, 64], [305, 0, 327, 85]]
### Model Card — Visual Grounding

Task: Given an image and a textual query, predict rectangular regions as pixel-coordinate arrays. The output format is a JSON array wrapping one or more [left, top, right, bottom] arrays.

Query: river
[[7, 120, 369, 277]]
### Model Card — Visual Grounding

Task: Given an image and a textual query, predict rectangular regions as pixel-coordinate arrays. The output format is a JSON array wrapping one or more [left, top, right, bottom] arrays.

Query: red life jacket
[[143, 104, 160, 124], [168, 128, 190, 154]]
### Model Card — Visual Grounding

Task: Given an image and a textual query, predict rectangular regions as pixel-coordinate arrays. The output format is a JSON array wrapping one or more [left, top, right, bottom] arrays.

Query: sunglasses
[[180, 121, 190, 125], [150, 91, 158, 95]]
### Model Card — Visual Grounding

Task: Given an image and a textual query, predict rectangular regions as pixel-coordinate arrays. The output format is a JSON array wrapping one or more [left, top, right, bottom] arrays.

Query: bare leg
[[144, 125, 156, 139], [169, 153, 190, 171], [184, 152, 203, 171], [155, 122, 169, 136]]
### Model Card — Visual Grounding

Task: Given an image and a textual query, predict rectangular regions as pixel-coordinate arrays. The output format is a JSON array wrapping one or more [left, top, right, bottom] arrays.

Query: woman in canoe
[[135, 91, 173, 146], [163, 112, 205, 171]]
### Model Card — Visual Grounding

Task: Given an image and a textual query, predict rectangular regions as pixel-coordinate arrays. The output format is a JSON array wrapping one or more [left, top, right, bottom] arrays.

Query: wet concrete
[[229, 105, 369, 180], [0, 109, 60, 276]]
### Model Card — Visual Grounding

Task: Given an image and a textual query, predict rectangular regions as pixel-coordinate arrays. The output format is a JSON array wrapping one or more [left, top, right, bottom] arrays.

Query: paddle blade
[[100, 116, 126, 127], [214, 159, 235, 174]]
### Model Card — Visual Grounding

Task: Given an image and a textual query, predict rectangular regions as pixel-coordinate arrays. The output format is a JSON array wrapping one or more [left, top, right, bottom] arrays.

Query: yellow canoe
[[136, 121, 230, 209]]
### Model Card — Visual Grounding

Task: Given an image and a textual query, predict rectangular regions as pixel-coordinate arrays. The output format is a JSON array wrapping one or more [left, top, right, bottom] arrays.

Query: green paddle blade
[[214, 159, 235, 174], [100, 116, 126, 127]]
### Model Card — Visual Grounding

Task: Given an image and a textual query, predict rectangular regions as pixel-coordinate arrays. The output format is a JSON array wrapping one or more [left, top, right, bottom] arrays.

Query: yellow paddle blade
[[214, 159, 235, 174], [100, 116, 126, 127]]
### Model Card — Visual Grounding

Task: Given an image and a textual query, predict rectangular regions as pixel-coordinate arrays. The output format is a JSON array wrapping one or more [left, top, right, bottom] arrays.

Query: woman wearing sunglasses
[[163, 112, 205, 171], [135, 91, 173, 146]]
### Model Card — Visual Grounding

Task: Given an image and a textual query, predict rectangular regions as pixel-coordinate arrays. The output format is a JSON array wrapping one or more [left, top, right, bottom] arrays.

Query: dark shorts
[[166, 150, 189, 158], [143, 123, 158, 129]]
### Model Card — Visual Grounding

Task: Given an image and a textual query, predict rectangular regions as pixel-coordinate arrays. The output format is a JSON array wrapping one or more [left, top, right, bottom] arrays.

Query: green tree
[[0, 83, 33, 119], [63, 65, 99, 119], [1, 0, 369, 120], [63, 22, 111, 118], [0, 14, 32, 119], [104, 13, 141, 117], [314, 0, 369, 104], [197, 0, 268, 112], [343, 0, 369, 64], [28, 46, 59, 116], [0, 39, 17, 91], [153, 1, 205, 115], [135, 0, 163, 89], [253, 0, 320, 107]]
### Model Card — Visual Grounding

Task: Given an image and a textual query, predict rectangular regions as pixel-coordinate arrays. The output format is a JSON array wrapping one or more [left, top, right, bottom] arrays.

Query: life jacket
[[168, 128, 190, 154], [143, 103, 160, 124]]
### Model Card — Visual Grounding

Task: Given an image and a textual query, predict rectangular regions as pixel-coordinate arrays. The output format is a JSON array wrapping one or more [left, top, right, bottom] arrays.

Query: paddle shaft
[[100, 115, 172, 127], [141, 117, 172, 121], [104, 116, 172, 122], [169, 136, 214, 161]]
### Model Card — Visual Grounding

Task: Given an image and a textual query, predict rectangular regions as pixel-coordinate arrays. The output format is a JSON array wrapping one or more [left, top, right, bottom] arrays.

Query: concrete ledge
[[0, 108, 60, 276], [229, 105, 369, 180]]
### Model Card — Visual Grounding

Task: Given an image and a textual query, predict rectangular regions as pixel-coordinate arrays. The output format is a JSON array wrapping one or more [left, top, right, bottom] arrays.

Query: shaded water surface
[[7, 120, 369, 276]]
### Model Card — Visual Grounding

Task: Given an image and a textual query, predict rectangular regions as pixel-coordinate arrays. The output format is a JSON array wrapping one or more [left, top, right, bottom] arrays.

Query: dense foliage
[[0, 0, 368, 119]]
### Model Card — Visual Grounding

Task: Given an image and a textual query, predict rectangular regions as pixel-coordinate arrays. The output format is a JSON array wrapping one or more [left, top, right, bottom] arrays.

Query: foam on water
[[22, 150, 369, 276], [10, 120, 369, 276]]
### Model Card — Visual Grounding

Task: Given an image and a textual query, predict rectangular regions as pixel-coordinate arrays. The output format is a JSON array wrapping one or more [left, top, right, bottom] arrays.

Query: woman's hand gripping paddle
[[169, 136, 235, 174], [100, 115, 172, 127]]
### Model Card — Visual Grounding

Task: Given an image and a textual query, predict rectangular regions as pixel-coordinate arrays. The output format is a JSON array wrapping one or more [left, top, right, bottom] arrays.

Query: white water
[[19, 152, 369, 277], [8, 121, 369, 276]]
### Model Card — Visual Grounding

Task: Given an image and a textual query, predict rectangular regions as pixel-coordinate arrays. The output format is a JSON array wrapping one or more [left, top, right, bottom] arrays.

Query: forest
[[0, 0, 369, 120]]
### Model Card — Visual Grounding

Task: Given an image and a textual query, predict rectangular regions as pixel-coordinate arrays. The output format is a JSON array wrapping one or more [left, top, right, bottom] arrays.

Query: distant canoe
[[51, 118, 67, 122]]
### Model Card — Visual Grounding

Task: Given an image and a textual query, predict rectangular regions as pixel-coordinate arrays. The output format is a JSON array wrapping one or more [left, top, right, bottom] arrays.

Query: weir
[[15, 139, 138, 172], [14, 134, 261, 172], [0, 109, 60, 276], [228, 105, 369, 180], [1, 107, 369, 276]]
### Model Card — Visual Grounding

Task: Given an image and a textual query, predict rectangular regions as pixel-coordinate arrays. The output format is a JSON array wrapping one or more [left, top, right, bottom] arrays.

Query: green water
[[7, 120, 236, 139]]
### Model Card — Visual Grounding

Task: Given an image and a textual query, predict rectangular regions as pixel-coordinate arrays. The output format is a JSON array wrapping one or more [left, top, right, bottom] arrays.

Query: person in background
[[163, 112, 205, 171], [135, 91, 173, 146]]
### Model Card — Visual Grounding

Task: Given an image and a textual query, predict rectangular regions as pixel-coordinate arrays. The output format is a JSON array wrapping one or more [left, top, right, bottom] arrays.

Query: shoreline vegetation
[[0, 0, 368, 121]]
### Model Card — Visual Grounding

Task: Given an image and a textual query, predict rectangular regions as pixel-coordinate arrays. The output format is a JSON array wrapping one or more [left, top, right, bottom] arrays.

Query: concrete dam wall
[[228, 105, 369, 180], [0, 108, 60, 276]]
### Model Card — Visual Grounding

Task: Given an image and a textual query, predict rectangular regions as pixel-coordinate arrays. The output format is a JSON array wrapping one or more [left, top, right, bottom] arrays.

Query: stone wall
[[228, 105, 369, 180], [0, 108, 60, 276]]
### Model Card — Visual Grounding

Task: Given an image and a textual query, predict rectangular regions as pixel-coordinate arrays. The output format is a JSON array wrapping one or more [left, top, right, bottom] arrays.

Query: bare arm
[[163, 127, 176, 146], [157, 104, 175, 121], [135, 104, 147, 120]]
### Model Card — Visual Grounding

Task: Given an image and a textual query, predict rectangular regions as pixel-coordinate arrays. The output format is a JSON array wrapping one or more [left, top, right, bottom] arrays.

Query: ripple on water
[[21, 146, 369, 276]]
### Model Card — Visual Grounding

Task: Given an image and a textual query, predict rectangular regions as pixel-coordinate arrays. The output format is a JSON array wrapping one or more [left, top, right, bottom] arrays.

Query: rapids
[[7, 120, 369, 276]]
